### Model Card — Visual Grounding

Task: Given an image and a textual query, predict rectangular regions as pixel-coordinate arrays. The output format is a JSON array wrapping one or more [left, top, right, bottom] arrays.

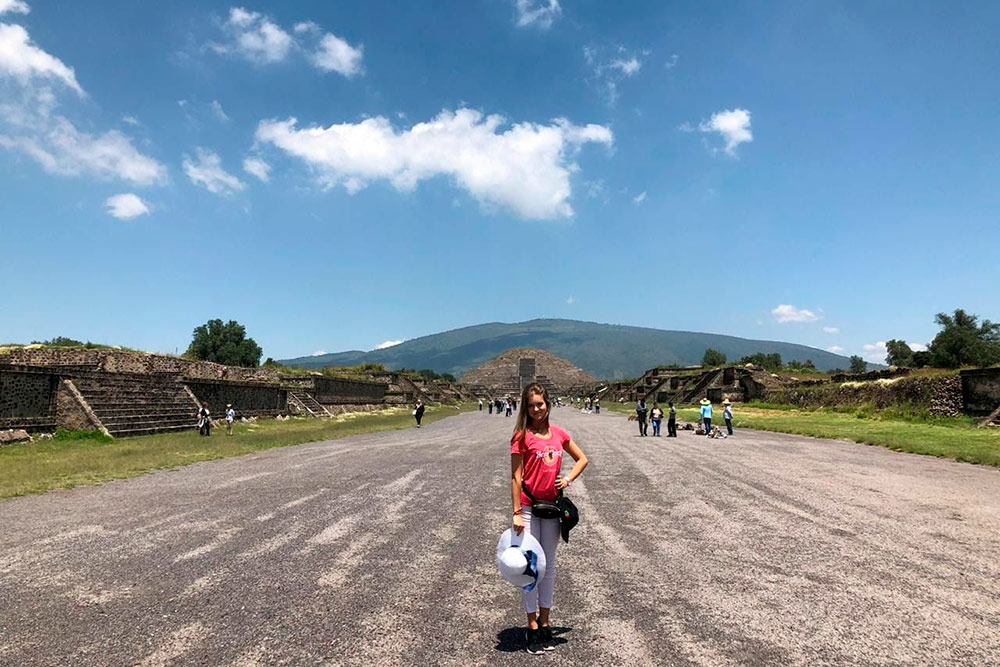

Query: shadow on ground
[[495, 626, 573, 652]]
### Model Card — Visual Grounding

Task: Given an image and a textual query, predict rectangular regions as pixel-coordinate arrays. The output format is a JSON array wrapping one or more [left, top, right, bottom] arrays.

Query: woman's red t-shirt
[[511, 425, 572, 507]]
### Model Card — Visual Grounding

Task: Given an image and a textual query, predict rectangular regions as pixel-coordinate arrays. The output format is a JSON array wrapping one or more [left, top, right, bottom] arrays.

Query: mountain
[[278, 319, 864, 379]]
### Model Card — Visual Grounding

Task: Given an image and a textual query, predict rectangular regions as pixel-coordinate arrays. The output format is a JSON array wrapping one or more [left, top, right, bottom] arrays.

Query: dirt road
[[1, 409, 999, 665]]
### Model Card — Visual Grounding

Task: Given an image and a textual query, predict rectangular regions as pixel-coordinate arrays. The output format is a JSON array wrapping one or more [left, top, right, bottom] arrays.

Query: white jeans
[[520, 505, 560, 613]]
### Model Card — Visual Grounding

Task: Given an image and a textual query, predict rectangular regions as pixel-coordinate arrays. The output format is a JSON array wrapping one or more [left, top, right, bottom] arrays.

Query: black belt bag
[[521, 485, 564, 520]]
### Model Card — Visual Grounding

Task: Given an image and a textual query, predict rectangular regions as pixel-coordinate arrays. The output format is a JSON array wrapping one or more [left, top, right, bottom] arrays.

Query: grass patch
[[673, 405, 1000, 467], [0, 404, 473, 499], [603, 401, 999, 467]]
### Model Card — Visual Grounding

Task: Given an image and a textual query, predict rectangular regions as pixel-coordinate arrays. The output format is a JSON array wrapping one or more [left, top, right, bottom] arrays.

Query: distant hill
[[278, 319, 865, 380]]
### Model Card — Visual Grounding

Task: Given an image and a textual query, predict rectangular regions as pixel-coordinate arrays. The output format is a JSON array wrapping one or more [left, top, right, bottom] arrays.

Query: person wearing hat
[[510, 381, 589, 654], [700, 398, 713, 437], [723, 399, 733, 436], [225, 404, 236, 436]]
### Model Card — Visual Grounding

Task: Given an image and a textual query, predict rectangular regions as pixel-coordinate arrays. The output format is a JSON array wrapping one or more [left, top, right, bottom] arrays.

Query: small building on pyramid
[[459, 348, 597, 397]]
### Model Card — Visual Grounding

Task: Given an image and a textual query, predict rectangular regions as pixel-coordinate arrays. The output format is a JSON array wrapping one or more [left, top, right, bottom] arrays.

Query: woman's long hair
[[512, 382, 550, 444]]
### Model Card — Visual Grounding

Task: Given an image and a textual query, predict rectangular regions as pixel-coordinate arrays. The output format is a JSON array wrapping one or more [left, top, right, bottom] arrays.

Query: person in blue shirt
[[723, 399, 734, 435], [699, 398, 713, 436]]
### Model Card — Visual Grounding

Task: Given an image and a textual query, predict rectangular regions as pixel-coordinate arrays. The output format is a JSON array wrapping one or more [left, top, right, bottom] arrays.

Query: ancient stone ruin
[[459, 348, 598, 397], [0, 347, 406, 438]]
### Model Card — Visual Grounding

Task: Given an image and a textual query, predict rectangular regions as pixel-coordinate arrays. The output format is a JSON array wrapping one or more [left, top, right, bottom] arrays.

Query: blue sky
[[2, 0, 998, 364]]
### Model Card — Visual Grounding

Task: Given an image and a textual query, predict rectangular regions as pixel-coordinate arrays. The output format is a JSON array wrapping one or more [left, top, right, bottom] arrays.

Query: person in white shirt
[[225, 404, 236, 436]]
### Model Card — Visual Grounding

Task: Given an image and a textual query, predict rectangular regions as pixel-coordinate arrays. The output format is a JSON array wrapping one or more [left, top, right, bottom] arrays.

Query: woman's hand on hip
[[556, 476, 571, 490]]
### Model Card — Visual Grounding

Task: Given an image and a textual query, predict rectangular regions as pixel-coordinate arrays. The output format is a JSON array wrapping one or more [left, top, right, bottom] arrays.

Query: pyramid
[[459, 348, 597, 396]]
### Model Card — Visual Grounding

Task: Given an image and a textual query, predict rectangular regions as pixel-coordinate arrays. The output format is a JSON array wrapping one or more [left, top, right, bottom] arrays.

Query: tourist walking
[[225, 404, 235, 436], [510, 382, 589, 654], [198, 402, 211, 436], [650, 403, 663, 437], [723, 399, 734, 435], [506, 399, 513, 417], [479, 398, 484, 411], [414, 400, 425, 428], [700, 398, 713, 437], [667, 402, 678, 437], [593, 398, 600, 414], [636, 398, 648, 436]]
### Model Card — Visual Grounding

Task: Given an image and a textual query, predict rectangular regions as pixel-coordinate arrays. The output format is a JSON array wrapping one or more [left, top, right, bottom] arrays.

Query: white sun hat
[[496, 528, 547, 591]]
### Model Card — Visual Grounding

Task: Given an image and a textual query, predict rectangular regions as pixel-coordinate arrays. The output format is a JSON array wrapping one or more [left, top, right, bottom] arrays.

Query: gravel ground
[[1, 408, 999, 666]]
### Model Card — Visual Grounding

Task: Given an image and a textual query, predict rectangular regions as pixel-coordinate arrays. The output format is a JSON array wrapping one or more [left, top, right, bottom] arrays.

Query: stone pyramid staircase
[[288, 390, 330, 417], [71, 372, 199, 438]]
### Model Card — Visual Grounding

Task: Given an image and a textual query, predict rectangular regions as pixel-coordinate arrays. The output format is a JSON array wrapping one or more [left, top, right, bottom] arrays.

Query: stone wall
[[0, 369, 58, 429], [185, 380, 288, 417], [960, 368, 1000, 415], [767, 374, 963, 416], [0, 348, 279, 383], [312, 377, 387, 405]]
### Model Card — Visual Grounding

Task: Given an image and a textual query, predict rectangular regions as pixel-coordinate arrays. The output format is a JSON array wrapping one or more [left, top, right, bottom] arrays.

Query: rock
[[38, 433, 54, 440], [0, 429, 33, 445]]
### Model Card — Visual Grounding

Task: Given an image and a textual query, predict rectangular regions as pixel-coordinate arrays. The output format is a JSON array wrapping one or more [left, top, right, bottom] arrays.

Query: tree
[[928, 309, 1000, 369], [884, 339, 914, 367], [702, 348, 727, 366], [737, 352, 783, 371], [849, 355, 867, 374], [186, 319, 262, 367]]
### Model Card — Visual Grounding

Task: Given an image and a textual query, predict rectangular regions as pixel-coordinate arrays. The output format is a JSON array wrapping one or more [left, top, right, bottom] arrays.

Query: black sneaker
[[539, 625, 556, 651], [525, 628, 544, 655]]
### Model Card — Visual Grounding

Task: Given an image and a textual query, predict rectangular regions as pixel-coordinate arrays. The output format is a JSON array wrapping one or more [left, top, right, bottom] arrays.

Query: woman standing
[[510, 382, 588, 654], [650, 403, 664, 437], [413, 400, 425, 428]]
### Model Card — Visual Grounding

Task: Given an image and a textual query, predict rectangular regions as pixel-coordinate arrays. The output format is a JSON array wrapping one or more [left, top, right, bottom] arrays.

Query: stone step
[[76, 387, 184, 397], [90, 406, 196, 418], [110, 424, 199, 438], [100, 415, 197, 429]]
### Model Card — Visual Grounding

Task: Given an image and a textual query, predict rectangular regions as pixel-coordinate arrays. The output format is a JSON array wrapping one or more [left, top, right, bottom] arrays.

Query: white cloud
[[823, 326, 840, 334], [566, 296, 575, 305], [699, 108, 753, 156], [374, 339, 403, 350], [514, 0, 561, 29], [213, 7, 294, 64], [826, 345, 844, 354], [0, 22, 166, 187], [311, 33, 363, 77], [183, 148, 245, 195], [311, 349, 326, 356], [609, 57, 641, 77], [664, 54, 679, 69], [0, 116, 168, 185], [210, 99, 229, 122], [863, 342, 887, 364], [105, 193, 150, 220], [243, 156, 270, 182], [121, 114, 140, 126], [585, 46, 644, 106], [771, 304, 821, 324], [294, 21, 319, 34], [255, 108, 612, 220], [632, 191, 647, 204], [0, 0, 29, 16], [909, 342, 928, 352], [0, 23, 82, 94]]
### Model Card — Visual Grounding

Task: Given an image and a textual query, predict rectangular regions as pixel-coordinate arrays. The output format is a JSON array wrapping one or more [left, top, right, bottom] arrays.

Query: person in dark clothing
[[488, 400, 493, 415], [198, 402, 211, 436], [636, 399, 648, 436], [414, 400, 425, 428], [667, 402, 678, 437], [723, 400, 734, 435]]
